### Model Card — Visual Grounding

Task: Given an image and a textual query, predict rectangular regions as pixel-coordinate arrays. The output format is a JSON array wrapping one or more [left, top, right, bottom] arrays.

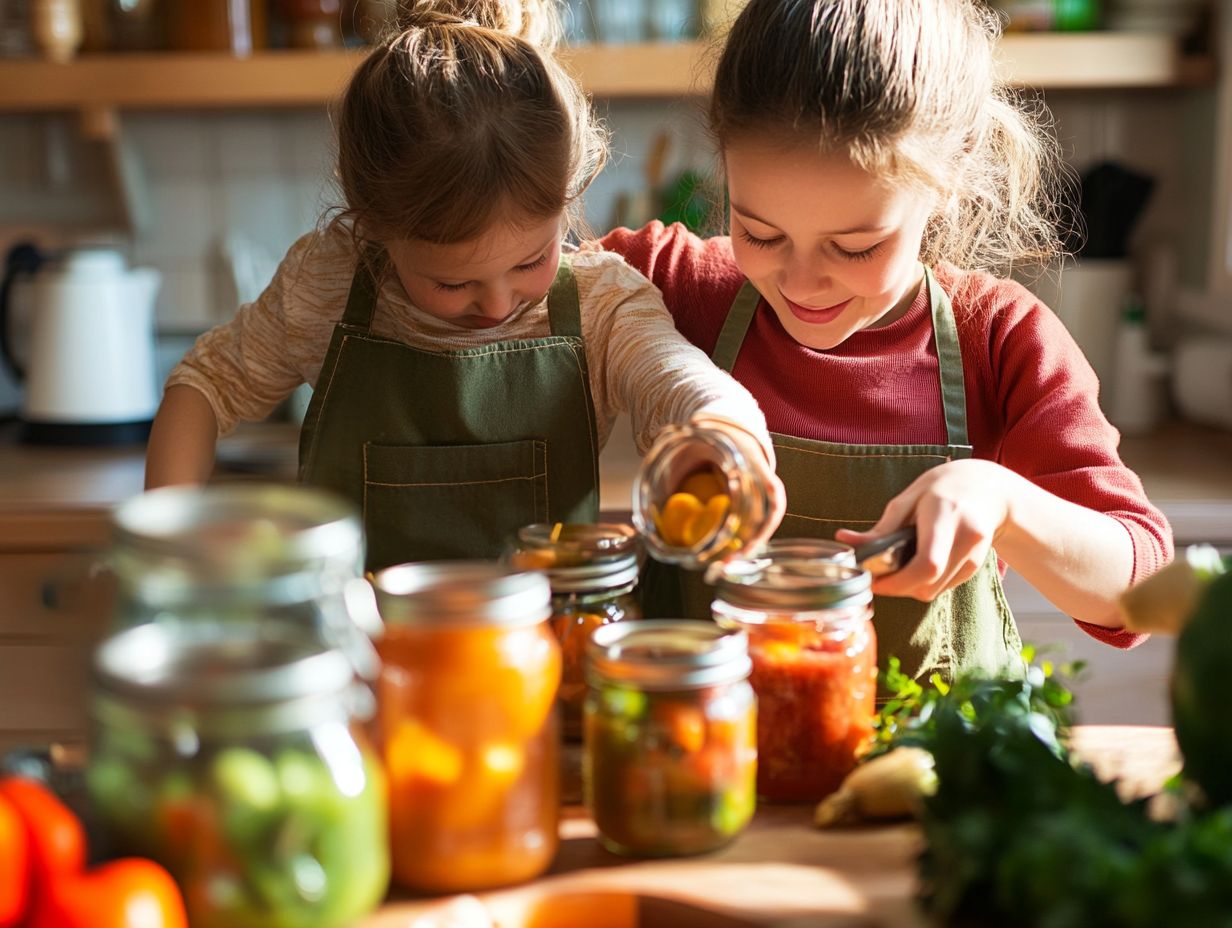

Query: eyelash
[[738, 231, 883, 262], [434, 253, 549, 292]]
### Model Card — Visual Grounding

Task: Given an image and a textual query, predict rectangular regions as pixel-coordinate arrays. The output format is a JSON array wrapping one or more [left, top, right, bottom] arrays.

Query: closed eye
[[835, 242, 883, 261], [434, 280, 470, 292], [738, 230, 784, 250], [515, 253, 549, 272]]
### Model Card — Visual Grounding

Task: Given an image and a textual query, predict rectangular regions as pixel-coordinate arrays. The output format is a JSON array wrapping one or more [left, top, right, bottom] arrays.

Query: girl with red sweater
[[603, 0, 1172, 681]]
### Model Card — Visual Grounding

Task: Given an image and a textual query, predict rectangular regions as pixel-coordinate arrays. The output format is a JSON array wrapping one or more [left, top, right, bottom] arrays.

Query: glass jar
[[633, 422, 773, 569], [584, 620, 757, 857], [86, 621, 389, 928], [109, 484, 380, 679], [371, 563, 561, 893], [507, 523, 641, 741], [711, 558, 876, 802], [166, 0, 266, 54]]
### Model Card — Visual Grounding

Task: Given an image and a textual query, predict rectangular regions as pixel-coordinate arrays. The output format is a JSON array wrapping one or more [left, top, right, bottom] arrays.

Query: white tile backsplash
[[131, 177, 219, 263], [152, 262, 216, 333], [125, 114, 215, 181], [219, 178, 299, 258], [212, 113, 284, 176]]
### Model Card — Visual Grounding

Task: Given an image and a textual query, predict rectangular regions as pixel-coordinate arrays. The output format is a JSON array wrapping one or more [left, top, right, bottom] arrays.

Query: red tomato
[[0, 778, 84, 891], [28, 858, 189, 928], [0, 791, 30, 927]]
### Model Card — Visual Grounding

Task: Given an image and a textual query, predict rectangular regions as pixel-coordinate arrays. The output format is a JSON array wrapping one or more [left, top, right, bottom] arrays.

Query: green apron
[[647, 269, 1023, 685], [298, 251, 600, 570]]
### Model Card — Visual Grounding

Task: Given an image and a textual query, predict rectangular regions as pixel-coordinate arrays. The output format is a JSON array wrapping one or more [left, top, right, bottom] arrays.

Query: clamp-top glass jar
[[584, 620, 757, 857], [507, 522, 642, 740], [371, 563, 561, 893], [711, 556, 876, 802], [108, 483, 379, 677], [86, 621, 389, 928], [633, 422, 774, 569]]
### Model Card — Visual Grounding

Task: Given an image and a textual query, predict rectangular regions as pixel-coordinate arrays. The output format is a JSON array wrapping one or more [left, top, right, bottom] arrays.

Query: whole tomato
[[0, 791, 30, 927], [0, 778, 84, 891], [28, 858, 189, 928]]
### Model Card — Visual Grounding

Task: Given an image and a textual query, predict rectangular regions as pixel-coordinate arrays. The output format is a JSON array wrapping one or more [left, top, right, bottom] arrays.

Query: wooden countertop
[[0, 419, 1229, 550], [365, 725, 1179, 927]]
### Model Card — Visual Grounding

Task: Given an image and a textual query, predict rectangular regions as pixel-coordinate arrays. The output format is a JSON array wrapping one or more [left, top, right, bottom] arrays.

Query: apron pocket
[[362, 439, 548, 567]]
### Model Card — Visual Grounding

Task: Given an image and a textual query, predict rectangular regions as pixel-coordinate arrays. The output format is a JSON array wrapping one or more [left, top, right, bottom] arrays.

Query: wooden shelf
[[0, 33, 1214, 115]]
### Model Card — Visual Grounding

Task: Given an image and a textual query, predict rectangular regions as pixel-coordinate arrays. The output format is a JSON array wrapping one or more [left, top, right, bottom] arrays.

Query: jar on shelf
[[711, 557, 876, 802], [108, 483, 380, 680], [30, 0, 83, 62], [632, 421, 774, 570], [507, 522, 641, 741], [166, 0, 266, 54], [86, 620, 389, 928], [371, 562, 561, 893], [276, 0, 343, 49], [584, 620, 757, 857]]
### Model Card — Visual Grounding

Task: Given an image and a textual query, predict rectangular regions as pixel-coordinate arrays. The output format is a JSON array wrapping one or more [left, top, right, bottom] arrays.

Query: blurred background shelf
[[0, 32, 1215, 114]]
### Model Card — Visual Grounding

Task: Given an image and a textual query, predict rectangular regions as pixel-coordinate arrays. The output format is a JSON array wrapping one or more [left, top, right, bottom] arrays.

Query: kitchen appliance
[[0, 241, 160, 445]]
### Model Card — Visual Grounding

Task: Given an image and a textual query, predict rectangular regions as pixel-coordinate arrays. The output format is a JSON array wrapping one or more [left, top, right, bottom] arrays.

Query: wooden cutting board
[[365, 726, 1180, 928]]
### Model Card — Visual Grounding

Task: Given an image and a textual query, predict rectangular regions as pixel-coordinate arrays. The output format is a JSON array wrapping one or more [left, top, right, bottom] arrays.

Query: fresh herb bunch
[[876, 652, 1232, 927]]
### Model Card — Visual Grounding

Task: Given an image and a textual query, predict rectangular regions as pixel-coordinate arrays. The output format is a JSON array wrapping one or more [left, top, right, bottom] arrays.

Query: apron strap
[[711, 280, 762, 373], [340, 245, 384, 332], [546, 254, 582, 338], [924, 267, 970, 448]]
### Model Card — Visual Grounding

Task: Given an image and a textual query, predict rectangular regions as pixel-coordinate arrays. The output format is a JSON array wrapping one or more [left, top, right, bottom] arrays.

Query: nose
[[474, 282, 517, 321], [781, 252, 830, 300]]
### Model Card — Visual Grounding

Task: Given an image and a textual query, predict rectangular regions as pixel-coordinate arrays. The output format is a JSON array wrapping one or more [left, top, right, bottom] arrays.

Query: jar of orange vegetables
[[711, 557, 876, 802], [632, 422, 774, 569], [507, 523, 641, 741], [370, 563, 560, 893]]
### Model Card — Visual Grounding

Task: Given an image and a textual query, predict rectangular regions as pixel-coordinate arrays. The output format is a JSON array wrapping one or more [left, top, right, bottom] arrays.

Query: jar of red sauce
[[370, 563, 560, 892], [711, 555, 876, 802]]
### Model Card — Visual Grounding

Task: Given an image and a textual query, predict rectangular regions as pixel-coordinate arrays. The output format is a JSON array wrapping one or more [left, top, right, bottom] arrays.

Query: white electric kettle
[[0, 242, 161, 445]]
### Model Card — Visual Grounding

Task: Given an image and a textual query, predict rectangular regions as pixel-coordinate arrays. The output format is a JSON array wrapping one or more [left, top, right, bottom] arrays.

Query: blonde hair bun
[[393, 0, 561, 48]]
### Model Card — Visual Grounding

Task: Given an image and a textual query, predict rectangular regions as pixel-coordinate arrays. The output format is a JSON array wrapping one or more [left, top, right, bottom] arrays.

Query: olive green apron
[[299, 251, 600, 570], [645, 269, 1022, 685]]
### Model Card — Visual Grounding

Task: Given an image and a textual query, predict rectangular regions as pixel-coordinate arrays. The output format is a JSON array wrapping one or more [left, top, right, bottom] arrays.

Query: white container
[[1172, 337, 1232, 431]]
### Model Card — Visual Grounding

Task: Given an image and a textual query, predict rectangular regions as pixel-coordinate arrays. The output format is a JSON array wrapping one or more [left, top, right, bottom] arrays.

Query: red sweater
[[602, 221, 1174, 649]]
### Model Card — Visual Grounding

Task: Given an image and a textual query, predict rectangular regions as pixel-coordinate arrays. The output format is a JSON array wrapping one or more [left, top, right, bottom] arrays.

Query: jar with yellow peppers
[[633, 422, 775, 569], [507, 523, 641, 741], [370, 563, 560, 893]]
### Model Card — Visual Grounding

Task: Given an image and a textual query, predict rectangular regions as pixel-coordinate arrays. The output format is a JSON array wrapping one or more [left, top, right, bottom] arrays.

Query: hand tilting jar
[[87, 621, 389, 928], [712, 555, 877, 802], [507, 522, 642, 741], [584, 620, 757, 856], [370, 563, 561, 892]]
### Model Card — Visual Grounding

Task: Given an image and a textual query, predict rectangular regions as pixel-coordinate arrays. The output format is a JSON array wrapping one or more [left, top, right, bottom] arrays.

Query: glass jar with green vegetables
[[584, 620, 757, 857]]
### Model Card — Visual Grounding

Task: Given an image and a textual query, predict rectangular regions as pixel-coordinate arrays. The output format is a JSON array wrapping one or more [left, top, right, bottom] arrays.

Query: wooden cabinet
[[0, 550, 115, 754]]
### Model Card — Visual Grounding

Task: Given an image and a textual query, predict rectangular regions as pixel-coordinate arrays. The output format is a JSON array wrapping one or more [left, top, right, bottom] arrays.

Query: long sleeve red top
[[601, 221, 1174, 649]]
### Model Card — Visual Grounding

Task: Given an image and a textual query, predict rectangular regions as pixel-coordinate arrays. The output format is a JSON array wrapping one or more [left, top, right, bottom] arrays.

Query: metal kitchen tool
[[852, 526, 917, 577]]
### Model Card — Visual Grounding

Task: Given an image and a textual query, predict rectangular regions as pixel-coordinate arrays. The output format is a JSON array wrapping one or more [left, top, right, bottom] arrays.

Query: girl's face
[[725, 140, 937, 351], [386, 213, 563, 329]]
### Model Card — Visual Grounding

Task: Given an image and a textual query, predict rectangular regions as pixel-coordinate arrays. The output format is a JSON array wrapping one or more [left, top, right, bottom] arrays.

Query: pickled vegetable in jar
[[108, 483, 379, 679], [507, 523, 641, 740], [584, 620, 757, 857], [87, 621, 389, 928], [712, 558, 876, 802], [371, 563, 560, 893], [633, 423, 774, 569]]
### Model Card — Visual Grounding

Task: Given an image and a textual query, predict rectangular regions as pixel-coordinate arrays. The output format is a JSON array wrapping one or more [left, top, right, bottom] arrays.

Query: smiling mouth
[[780, 292, 852, 325]]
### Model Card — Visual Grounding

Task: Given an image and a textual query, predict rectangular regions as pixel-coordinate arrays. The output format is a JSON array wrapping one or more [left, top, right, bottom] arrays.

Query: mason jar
[[632, 422, 774, 569], [711, 558, 876, 802], [108, 484, 379, 679], [371, 563, 561, 893], [86, 621, 389, 928], [507, 523, 641, 740], [584, 620, 757, 857]]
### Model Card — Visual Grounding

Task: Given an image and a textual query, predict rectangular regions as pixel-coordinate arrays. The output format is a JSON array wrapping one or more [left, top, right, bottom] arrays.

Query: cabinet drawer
[[0, 643, 94, 739], [0, 554, 113, 643]]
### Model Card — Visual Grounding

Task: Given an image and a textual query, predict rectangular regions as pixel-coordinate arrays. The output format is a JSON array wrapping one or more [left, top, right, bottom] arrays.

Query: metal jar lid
[[711, 556, 872, 613], [111, 484, 363, 594], [586, 619, 751, 690], [92, 620, 362, 737], [508, 523, 640, 594], [371, 562, 551, 628]]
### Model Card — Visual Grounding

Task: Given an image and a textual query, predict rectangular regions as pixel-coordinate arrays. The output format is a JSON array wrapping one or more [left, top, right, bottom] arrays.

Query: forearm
[[144, 384, 220, 490], [997, 473, 1136, 628]]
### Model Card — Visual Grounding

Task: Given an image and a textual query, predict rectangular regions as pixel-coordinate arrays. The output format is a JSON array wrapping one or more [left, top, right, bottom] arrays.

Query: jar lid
[[111, 484, 363, 587], [711, 556, 872, 612], [508, 523, 640, 593], [586, 619, 751, 690], [93, 621, 356, 711], [371, 562, 551, 628]]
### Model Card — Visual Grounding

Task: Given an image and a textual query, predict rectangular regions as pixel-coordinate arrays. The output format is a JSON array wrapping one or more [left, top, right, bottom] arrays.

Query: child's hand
[[836, 459, 1014, 601], [689, 413, 787, 552]]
